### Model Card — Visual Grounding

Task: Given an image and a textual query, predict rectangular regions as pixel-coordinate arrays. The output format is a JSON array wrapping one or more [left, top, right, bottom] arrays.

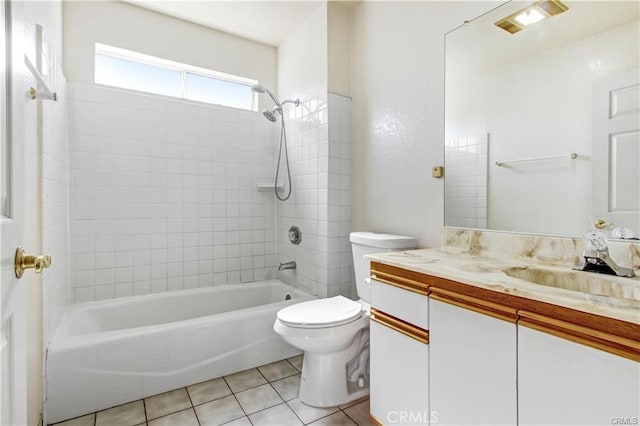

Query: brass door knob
[[14, 247, 52, 278]]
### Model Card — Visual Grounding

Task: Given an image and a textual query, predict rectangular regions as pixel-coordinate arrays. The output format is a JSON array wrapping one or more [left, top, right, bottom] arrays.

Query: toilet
[[273, 231, 417, 407]]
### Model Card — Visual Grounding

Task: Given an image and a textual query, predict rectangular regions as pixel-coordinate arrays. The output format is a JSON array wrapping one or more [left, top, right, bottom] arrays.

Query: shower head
[[251, 84, 282, 109], [262, 109, 278, 122]]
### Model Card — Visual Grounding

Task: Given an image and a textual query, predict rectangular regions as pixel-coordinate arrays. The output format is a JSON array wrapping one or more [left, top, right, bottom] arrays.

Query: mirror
[[444, 0, 639, 238]]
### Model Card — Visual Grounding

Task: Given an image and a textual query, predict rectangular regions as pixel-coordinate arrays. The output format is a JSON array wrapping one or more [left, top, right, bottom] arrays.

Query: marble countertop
[[367, 247, 640, 325]]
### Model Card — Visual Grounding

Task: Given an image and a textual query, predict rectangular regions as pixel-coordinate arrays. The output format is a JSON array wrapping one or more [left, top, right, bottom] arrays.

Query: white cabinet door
[[519, 326, 640, 426], [429, 299, 517, 426], [370, 320, 430, 425]]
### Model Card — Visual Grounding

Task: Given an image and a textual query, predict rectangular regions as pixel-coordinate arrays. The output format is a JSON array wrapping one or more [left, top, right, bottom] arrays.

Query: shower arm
[[281, 99, 300, 107]]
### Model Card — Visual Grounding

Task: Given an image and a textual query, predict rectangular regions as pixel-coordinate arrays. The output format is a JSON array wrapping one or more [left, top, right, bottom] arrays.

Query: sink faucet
[[278, 261, 296, 271], [573, 230, 635, 278]]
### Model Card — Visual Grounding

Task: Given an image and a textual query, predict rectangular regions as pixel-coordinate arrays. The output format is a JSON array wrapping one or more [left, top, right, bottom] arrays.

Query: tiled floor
[[51, 355, 371, 426]]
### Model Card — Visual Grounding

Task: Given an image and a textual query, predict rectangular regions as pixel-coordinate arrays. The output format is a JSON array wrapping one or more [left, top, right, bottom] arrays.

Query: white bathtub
[[46, 280, 314, 424]]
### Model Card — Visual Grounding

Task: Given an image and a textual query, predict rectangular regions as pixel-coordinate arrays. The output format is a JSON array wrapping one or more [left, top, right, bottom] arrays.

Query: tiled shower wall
[[325, 93, 353, 298], [42, 37, 70, 347], [68, 83, 277, 302], [277, 93, 354, 298], [276, 93, 329, 296], [444, 134, 488, 229]]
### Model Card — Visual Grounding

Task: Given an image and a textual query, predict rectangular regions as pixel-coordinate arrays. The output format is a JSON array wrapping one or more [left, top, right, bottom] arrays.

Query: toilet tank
[[350, 232, 417, 302]]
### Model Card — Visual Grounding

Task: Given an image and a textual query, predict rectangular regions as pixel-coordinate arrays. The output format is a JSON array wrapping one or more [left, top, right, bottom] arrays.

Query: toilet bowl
[[273, 232, 417, 407]]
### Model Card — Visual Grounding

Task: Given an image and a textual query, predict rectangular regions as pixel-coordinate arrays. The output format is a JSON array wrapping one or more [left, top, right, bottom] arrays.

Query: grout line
[[254, 366, 270, 384], [183, 386, 201, 426], [341, 408, 360, 425], [223, 375, 250, 419], [142, 398, 148, 424], [283, 400, 306, 425]]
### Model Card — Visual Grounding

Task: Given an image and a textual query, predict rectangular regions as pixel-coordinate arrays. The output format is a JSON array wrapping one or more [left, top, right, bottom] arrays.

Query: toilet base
[[298, 331, 370, 407]]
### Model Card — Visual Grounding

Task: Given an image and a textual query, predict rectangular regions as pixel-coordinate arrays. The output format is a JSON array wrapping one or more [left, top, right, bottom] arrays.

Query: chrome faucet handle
[[573, 229, 635, 278], [583, 229, 609, 254]]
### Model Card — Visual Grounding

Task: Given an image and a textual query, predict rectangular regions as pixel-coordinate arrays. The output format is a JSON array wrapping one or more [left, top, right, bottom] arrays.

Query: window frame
[[94, 43, 259, 111]]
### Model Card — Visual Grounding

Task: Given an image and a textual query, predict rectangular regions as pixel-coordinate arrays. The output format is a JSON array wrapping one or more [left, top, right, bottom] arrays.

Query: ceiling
[[447, 0, 640, 77], [124, 1, 325, 47]]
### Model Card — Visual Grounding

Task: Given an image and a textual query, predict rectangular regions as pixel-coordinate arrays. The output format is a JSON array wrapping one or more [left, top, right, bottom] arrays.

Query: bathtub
[[46, 280, 315, 424]]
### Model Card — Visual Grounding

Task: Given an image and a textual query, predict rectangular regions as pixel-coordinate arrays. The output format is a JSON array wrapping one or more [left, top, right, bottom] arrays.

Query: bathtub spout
[[279, 261, 297, 271]]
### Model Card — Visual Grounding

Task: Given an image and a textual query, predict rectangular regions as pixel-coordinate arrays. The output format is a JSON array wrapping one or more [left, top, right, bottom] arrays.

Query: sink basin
[[503, 266, 640, 306]]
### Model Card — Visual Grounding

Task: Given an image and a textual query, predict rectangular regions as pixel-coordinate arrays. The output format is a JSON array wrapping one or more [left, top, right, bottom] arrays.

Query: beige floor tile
[[148, 408, 198, 426], [287, 398, 339, 424], [221, 417, 252, 426], [145, 388, 192, 420], [96, 400, 146, 426], [258, 359, 299, 382], [248, 403, 302, 426], [188, 377, 232, 405], [271, 374, 301, 401], [235, 383, 283, 414], [309, 411, 357, 426], [224, 368, 267, 393], [287, 355, 304, 372], [194, 395, 245, 426], [52, 413, 95, 426], [338, 396, 369, 410], [343, 400, 371, 425]]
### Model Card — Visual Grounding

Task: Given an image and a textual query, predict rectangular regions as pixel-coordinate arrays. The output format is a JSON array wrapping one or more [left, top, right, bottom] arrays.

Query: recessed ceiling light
[[495, 0, 569, 34], [514, 8, 546, 26]]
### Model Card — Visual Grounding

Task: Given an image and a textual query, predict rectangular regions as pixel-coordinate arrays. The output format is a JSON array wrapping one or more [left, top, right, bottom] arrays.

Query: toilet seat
[[277, 296, 363, 328]]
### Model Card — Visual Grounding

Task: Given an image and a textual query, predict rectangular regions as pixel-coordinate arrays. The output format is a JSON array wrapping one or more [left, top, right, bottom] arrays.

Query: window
[[95, 43, 258, 111]]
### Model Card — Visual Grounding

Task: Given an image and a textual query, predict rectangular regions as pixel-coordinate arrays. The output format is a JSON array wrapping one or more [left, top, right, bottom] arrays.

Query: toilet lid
[[277, 296, 363, 328]]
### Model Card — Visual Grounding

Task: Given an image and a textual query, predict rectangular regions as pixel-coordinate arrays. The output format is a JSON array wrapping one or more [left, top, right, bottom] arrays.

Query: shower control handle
[[288, 226, 302, 245]]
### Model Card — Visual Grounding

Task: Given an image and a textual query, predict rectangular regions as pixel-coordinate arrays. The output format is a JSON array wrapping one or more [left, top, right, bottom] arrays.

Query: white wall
[[63, 1, 277, 105], [22, 1, 70, 424], [276, 3, 328, 296], [350, 1, 500, 248], [447, 20, 639, 236], [277, 3, 327, 103], [276, 3, 354, 298], [328, 2, 351, 97], [68, 84, 277, 302]]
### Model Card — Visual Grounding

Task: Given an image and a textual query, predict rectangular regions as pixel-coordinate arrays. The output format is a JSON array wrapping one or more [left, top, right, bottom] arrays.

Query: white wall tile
[[69, 83, 276, 301]]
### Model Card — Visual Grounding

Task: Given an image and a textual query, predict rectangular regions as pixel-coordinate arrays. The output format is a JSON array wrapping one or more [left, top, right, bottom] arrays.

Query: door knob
[[14, 247, 52, 278]]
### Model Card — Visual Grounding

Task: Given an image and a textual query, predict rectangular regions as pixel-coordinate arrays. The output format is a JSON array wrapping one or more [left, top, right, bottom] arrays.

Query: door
[[1, 1, 29, 424], [592, 69, 640, 233]]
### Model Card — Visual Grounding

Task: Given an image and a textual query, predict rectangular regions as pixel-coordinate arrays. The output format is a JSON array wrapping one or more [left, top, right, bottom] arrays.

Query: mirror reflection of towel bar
[[495, 152, 577, 167]]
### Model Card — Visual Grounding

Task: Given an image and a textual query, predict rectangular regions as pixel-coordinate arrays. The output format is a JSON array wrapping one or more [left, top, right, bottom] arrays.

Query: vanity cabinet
[[429, 296, 517, 425], [368, 261, 640, 426], [518, 325, 640, 426], [369, 275, 430, 425]]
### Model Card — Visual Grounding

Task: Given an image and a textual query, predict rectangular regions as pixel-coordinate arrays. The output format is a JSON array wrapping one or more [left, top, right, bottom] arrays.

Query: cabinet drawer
[[371, 278, 428, 329]]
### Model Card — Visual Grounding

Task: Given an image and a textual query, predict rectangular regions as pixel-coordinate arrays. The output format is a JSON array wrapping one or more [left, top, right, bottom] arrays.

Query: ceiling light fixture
[[495, 0, 569, 34]]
